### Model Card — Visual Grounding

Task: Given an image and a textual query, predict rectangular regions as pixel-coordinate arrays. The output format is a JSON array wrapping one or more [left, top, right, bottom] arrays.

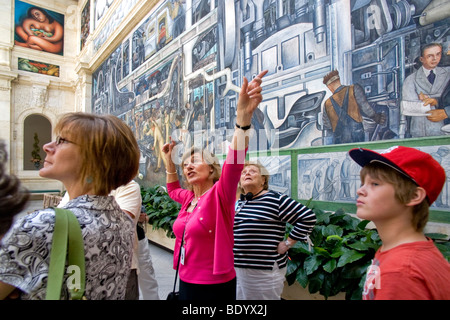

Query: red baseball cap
[[349, 146, 446, 205]]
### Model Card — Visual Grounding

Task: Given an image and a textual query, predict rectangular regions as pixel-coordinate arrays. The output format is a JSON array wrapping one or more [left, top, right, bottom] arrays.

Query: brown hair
[[420, 42, 442, 57], [360, 162, 429, 232], [180, 147, 221, 190], [55, 112, 140, 195], [323, 70, 340, 85]]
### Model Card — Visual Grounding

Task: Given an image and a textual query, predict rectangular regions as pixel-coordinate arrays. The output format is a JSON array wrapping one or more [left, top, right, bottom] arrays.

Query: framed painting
[[14, 0, 64, 55]]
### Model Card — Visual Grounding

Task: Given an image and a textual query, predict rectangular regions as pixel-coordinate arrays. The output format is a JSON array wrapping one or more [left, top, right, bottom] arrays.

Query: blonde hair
[[180, 147, 221, 190], [360, 162, 429, 232], [55, 112, 140, 196]]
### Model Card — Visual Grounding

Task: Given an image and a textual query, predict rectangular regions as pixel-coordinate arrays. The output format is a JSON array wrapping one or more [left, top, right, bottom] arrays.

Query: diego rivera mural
[[14, 0, 65, 55], [91, 0, 450, 211]]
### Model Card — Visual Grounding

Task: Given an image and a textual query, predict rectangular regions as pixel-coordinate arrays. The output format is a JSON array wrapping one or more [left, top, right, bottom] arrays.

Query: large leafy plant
[[141, 185, 180, 238], [285, 208, 381, 300], [426, 233, 450, 262]]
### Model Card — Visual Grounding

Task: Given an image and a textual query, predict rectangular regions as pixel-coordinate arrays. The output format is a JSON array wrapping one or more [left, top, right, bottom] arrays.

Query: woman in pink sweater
[[162, 70, 267, 300]]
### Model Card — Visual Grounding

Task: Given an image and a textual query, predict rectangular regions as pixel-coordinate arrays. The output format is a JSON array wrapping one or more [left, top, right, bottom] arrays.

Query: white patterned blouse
[[0, 195, 134, 300]]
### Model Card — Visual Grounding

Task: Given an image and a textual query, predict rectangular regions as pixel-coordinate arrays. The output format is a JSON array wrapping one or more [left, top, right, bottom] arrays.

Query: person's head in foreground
[[349, 146, 450, 300], [349, 146, 445, 232], [0, 112, 140, 300], [40, 112, 140, 197]]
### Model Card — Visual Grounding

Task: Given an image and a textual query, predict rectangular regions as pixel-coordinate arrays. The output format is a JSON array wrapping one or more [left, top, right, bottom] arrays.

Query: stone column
[[75, 62, 93, 112]]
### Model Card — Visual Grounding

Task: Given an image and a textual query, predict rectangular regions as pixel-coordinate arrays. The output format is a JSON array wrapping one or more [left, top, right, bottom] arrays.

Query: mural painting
[[14, 0, 64, 55], [249, 155, 292, 197], [93, 0, 140, 52], [92, 45, 135, 116], [18, 58, 60, 77], [298, 145, 450, 209], [94, 0, 115, 30], [80, 0, 90, 50], [91, 0, 450, 211]]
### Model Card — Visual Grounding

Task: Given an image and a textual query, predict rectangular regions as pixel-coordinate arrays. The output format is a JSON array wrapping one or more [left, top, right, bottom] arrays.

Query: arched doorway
[[23, 114, 51, 170]]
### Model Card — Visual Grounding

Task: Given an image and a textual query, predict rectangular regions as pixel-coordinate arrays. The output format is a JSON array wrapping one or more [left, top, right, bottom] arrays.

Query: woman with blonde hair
[[162, 70, 268, 300], [0, 112, 140, 299]]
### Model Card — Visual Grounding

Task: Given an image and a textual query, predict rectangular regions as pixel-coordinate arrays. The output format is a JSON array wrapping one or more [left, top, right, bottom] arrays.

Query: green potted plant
[[427, 233, 450, 262], [285, 206, 450, 300], [141, 185, 180, 238], [285, 207, 381, 300], [30, 132, 43, 169]]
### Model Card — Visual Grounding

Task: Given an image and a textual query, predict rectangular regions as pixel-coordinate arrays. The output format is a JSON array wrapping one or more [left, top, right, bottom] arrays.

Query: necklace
[[188, 189, 209, 211], [191, 189, 209, 204], [196, 188, 210, 198]]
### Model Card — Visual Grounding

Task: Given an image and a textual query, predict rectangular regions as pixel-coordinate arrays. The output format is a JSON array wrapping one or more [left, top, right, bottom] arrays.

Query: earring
[[86, 176, 93, 184]]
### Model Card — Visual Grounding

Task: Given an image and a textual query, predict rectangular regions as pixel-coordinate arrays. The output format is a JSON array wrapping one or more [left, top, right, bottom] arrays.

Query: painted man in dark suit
[[402, 43, 450, 137]]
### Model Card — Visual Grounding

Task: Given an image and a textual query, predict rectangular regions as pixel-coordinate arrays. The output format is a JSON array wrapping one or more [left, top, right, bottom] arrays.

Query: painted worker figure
[[322, 70, 386, 144]]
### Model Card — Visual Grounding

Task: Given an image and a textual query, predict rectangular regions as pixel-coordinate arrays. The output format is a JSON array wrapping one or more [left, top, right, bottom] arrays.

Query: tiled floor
[[15, 199, 176, 300]]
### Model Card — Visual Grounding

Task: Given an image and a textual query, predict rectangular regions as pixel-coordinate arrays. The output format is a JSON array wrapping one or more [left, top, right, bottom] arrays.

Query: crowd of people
[[0, 66, 449, 300]]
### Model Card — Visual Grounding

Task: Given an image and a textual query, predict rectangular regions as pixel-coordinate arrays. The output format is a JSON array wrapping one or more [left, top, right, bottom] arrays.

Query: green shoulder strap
[[45, 207, 68, 300], [66, 210, 86, 300], [45, 208, 86, 300]]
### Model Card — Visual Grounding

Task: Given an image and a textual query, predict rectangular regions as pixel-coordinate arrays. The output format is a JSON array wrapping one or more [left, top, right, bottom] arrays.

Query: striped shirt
[[233, 190, 316, 270]]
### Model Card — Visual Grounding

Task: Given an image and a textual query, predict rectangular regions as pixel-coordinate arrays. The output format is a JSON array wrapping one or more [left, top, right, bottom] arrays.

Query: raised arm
[[161, 138, 178, 184], [231, 70, 268, 151]]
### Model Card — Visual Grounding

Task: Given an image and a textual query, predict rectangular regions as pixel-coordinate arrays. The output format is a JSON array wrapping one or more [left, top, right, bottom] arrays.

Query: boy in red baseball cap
[[349, 146, 450, 300]]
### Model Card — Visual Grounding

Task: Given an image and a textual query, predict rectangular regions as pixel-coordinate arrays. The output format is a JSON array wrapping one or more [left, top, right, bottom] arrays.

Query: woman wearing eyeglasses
[[234, 162, 316, 300], [161, 70, 268, 300], [0, 112, 140, 300]]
